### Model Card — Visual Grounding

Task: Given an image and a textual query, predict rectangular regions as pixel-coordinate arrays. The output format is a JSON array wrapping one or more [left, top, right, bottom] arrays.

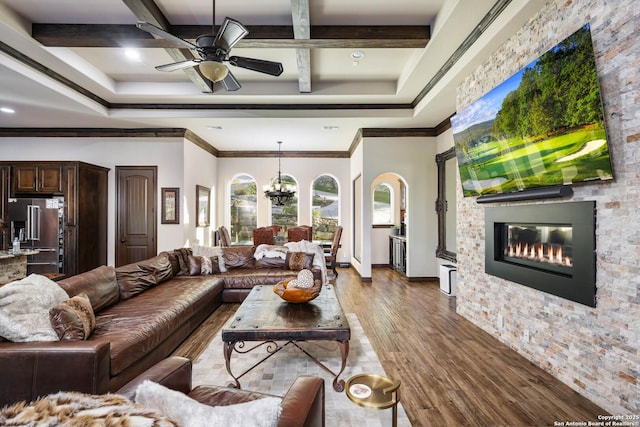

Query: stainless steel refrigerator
[[8, 197, 64, 275]]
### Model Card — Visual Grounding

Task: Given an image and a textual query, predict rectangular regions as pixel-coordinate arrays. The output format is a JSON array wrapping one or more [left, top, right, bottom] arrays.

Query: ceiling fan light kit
[[136, 12, 283, 91], [199, 61, 228, 82]]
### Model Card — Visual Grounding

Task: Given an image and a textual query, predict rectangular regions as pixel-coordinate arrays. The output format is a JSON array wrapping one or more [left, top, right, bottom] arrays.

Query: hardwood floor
[[174, 267, 606, 426]]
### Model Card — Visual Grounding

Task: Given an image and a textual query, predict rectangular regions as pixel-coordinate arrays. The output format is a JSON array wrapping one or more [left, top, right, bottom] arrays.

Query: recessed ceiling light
[[351, 51, 365, 60], [0, 107, 15, 114], [124, 48, 141, 62]]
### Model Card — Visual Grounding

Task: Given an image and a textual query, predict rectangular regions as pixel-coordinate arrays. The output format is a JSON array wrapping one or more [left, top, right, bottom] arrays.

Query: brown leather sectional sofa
[[212, 246, 322, 302], [0, 245, 322, 407]]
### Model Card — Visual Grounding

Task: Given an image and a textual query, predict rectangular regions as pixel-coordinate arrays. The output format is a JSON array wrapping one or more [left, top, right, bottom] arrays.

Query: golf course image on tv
[[451, 23, 613, 197]]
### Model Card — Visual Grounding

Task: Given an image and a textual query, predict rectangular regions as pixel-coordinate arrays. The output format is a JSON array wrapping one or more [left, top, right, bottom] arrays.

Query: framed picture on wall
[[196, 185, 211, 227], [161, 187, 180, 224]]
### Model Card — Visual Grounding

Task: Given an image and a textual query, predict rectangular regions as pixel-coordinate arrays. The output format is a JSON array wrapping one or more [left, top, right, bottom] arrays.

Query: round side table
[[345, 373, 401, 427]]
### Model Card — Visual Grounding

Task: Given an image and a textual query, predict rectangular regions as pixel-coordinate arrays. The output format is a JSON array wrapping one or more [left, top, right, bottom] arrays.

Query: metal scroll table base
[[224, 338, 350, 392]]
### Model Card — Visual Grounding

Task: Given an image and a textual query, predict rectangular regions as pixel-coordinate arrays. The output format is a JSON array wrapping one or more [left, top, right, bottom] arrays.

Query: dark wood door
[[115, 166, 157, 267]]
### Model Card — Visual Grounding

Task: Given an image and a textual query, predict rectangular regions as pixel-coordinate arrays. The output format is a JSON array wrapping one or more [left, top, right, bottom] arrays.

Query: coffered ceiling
[[0, 0, 545, 152]]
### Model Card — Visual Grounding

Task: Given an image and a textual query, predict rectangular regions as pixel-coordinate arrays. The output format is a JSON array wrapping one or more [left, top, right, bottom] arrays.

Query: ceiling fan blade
[[214, 17, 249, 52], [221, 71, 241, 91], [136, 21, 196, 49], [156, 59, 201, 72], [228, 56, 284, 76]]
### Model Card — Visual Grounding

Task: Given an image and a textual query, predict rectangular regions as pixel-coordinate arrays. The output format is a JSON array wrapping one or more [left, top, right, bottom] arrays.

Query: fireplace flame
[[505, 243, 572, 267]]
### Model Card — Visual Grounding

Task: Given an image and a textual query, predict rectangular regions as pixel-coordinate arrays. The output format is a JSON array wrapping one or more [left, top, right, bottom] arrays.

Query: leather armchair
[[117, 357, 325, 427]]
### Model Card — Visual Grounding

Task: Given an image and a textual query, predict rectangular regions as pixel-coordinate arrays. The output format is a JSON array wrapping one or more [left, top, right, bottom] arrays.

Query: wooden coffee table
[[222, 284, 351, 391]]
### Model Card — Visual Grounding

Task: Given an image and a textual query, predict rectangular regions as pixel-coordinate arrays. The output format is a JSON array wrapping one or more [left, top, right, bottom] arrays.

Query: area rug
[[193, 312, 411, 427]]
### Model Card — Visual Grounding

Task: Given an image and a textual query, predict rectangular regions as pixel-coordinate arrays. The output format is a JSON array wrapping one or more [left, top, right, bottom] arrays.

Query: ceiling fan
[[136, 16, 283, 91]]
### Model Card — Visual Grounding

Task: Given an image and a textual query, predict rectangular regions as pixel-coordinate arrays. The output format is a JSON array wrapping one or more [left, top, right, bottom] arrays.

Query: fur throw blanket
[[0, 391, 177, 426], [253, 244, 289, 260]]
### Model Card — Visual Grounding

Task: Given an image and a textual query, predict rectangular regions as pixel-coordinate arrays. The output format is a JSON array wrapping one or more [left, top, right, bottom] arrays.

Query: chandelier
[[263, 141, 296, 206]]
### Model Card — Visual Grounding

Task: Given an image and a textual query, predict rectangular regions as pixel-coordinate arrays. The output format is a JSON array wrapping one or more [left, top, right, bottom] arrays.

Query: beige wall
[[0, 136, 444, 277], [0, 137, 187, 264], [215, 156, 352, 264], [454, 0, 640, 414], [362, 136, 438, 278], [182, 141, 218, 248]]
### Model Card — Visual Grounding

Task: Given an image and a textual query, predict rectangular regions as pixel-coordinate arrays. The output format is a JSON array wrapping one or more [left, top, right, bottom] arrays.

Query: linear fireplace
[[485, 201, 596, 307]]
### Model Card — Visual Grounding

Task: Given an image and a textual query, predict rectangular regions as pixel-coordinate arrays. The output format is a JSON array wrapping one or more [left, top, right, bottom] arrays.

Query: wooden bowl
[[273, 279, 321, 303]]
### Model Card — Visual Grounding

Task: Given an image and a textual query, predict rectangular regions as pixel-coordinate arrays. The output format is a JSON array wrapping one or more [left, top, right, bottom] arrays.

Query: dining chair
[[218, 226, 231, 247], [287, 226, 312, 242], [325, 226, 343, 277], [253, 227, 276, 246]]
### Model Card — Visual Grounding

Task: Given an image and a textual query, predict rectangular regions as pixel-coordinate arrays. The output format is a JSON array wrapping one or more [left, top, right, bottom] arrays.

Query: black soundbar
[[476, 185, 573, 203]]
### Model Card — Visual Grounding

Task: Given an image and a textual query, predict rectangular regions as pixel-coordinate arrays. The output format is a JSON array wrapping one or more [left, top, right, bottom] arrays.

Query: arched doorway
[[370, 173, 407, 269]]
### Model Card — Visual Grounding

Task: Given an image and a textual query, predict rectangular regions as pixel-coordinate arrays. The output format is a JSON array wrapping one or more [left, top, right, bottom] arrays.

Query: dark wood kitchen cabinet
[[12, 164, 63, 194], [62, 163, 109, 276], [0, 161, 109, 276]]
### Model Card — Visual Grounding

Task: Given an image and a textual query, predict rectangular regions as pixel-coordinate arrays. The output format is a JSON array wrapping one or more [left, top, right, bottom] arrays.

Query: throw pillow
[[173, 247, 193, 275], [116, 254, 174, 300], [188, 255, 220, 275], [139, 254, 174, 284], [57, 265, 119, 313], [255, 256, 286, 268], [285, 252, 314, 271], [287, 269, 315, 289], [163, 251, 181, 276], [221, 246, 256, 269], [192, 245, 226, 272], [135, 380, 282, 427], [49, 293, 96, 341], [0, 274, 69, 342]]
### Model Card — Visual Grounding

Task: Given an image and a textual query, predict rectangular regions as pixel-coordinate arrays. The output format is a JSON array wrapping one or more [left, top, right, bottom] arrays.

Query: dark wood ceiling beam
[[291, 0, 311, 93], [120, 0, 212, 93], [31, 24, 429, 49], [121, 0, 170, 28]]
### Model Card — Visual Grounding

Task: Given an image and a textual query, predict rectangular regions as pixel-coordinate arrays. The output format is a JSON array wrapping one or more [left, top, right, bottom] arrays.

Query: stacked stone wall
[[455, 0, 640, 414]]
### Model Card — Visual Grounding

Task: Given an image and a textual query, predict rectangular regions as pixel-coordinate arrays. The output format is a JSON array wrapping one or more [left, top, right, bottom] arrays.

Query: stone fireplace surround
[[453, 0, 639, 416], [484, 201, 596, 307]]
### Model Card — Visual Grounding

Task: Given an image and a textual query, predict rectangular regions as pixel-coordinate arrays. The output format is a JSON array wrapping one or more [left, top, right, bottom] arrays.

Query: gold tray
[[345, 373, 400, 410]]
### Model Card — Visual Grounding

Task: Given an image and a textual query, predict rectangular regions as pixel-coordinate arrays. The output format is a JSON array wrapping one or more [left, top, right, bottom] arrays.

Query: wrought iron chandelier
[[263, 141, 296, 206]]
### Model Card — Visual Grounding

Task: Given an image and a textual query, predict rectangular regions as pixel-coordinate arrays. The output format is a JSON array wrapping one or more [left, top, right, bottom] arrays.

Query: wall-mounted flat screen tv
[[451, 23, 613, 197]]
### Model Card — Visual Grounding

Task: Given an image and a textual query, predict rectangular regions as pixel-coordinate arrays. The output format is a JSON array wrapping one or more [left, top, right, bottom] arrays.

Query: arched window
[[229, 174, 257, 245], [312, 175, 339, 242], [372, 183, 393, 224], [270, 174, 297, 232]]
